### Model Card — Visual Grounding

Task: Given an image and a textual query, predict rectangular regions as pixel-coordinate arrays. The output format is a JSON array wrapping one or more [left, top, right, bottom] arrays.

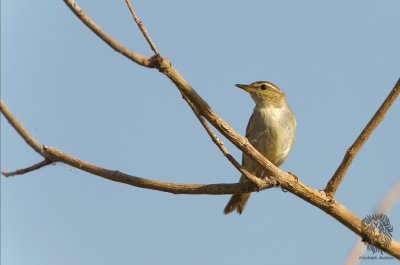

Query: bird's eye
[[260, 84, 268, 90]]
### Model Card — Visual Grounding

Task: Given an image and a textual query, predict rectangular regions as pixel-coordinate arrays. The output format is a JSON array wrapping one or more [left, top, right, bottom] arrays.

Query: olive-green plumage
[[224, 81, 296, 214]]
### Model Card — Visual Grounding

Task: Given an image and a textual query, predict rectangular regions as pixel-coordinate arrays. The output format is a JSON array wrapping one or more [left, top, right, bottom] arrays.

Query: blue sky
[[2, 1, 400, 264]]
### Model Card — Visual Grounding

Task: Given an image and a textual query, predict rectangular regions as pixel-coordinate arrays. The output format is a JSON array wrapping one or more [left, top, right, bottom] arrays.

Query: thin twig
[[64, 0, 153, 67], [181, 93, 273, 188], [345, 179, 400, 265], [2, 159, 52, 177], [0, 99, 44, 156], [124, 0, 160, 55], [325, 79, 400, 197]]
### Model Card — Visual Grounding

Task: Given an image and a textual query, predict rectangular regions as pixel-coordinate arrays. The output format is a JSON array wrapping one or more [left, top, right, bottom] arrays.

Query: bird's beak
[[235, 84, 252, 93]]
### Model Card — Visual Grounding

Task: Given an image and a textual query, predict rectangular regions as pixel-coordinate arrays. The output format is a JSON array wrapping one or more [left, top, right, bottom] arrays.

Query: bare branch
[[64, 0, 153, 67], [124, 0, 160, 55], [2, 159, 52, 177], [0, 99, 266, 195], [325, 79, 400, 197], [44, 146, 268, 195], [0, 99, 44, 156]]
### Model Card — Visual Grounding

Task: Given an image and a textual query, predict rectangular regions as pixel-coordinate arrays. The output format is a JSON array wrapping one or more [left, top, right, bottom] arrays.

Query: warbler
[[224, 81, 296, 214]]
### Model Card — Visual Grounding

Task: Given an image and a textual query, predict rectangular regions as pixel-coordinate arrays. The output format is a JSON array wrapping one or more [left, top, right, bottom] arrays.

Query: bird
[[224, 81, 296, 214]]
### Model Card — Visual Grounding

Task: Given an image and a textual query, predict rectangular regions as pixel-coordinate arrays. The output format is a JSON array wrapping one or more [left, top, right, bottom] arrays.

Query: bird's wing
[[245, 113, 256, 138], [242, 113, 256, 166]]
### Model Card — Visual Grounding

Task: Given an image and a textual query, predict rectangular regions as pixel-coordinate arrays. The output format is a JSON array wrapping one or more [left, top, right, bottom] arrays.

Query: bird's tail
[[223, 193, 251, 215]]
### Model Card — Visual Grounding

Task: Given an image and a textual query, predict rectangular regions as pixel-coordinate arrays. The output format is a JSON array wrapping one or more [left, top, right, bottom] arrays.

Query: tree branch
[[0, 99, 44, 156], [64, 0, 153, 68], [124, 0, 160, 55], [44, 145, 267, 195], [0, 100, 267, 195], [325, 79, 400, 197], [2, 159, 52, 177]]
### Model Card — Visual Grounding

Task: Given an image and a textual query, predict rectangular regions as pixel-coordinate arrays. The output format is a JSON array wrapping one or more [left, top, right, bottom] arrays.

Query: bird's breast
[[247, 105, 296, 166]]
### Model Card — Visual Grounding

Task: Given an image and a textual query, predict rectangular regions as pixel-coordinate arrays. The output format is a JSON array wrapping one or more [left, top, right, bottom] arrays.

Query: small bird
[[224, 81, 296, 214]]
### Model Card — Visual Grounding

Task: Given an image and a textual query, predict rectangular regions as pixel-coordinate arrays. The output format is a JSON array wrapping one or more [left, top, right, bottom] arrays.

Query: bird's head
[[235, 81, 286, 107]]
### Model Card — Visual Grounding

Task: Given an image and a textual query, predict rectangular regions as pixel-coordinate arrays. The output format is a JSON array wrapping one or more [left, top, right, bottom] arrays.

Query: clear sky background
[[1, 1, 400, 264]]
